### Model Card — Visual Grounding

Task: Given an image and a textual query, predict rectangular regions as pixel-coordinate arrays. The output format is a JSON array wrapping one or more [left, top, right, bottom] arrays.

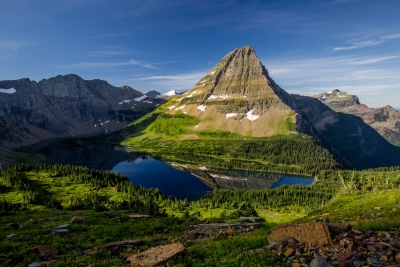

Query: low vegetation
[[1, 163, 400, 266]]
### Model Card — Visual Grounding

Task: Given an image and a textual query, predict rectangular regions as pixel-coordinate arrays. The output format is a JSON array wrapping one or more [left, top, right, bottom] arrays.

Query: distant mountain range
[[313, 89, 400, 147], [1, 47, 400, 170], [0, 74, 165, 150]]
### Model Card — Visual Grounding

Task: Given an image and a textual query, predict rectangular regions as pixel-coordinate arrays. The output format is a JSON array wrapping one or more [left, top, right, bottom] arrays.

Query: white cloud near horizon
[[263, 53, 400, 107], [69, 59, 160, 70], [331, 33, 400, 52], [129, 71, 207, 92]]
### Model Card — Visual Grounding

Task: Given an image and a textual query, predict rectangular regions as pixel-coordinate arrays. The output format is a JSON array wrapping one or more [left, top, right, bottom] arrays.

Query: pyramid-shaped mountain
[[165, 46, 299, 136], [121, 46, 400, 170]]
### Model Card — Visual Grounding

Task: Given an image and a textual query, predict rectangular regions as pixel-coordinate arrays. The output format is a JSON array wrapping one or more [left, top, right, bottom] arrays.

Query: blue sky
[[1, 0, 400, 107]]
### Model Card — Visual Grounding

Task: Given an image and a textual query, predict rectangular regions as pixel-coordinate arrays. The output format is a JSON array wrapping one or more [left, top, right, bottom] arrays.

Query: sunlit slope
[[123, 46, 298, 142], [115, 46, 340, 174]]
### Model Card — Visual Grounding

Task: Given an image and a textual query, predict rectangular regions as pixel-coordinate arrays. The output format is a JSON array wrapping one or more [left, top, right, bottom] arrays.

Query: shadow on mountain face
[[19, 139, 139, 170], [293, 95, 400, 169]]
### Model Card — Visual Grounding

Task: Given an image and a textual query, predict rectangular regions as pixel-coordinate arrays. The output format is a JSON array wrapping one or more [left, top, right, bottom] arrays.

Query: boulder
[[267, 223, 351, 246], [52, 224, 70, 234], [70, 216, 85, 224], [28, 262, 48, 267], [31, 246, 58, 258], [126, 243, 185, 266], [310, 255, 329, 267], [338, 251, 360, 267]]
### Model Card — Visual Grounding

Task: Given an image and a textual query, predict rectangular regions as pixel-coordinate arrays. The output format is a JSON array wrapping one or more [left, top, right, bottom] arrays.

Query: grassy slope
[[1, 166, 400, 266], [99, 102, 341, 176]]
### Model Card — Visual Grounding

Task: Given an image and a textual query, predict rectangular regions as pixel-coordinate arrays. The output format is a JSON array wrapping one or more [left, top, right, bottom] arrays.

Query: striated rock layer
[[165, 46, 300, 137], [0, 74, 164, 149]]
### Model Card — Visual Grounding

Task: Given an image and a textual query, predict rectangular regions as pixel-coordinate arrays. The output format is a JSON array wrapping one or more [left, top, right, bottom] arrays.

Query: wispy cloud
[[263, 53, 400, 107], [332, 39, 383, 51], [331, 33, 400, 52], [348, 56, 399, 65], [130, 71, 207, 92], [69, 59, 160, 70], [382, 33, 400, 39]]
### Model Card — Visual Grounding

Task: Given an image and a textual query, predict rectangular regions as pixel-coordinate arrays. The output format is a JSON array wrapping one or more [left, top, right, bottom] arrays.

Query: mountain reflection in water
[[19, 139, 314, 200]]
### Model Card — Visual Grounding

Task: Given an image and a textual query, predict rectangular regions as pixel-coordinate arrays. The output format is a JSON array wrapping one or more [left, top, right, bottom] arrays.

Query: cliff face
[[313, 90, 400, 146], [0, 74, 164, 149], [293, 95, 400, 169], [165, 46, 300, 137]]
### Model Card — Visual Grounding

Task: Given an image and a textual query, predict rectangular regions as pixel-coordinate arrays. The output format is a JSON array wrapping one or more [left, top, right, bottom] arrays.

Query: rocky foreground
[[3, 215, 400, 266], [267, 222, 400, 267]]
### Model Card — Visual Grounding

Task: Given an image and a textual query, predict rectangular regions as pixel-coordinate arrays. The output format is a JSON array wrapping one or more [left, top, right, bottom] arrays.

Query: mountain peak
[[160, 46, 299, 137], [313, 90, 360, 107]]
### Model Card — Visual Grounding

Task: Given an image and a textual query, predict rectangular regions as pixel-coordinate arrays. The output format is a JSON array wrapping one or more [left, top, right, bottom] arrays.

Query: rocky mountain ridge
[[164, 46, 300, 137], [0, 74, 164, 150], [313, 89, 400, 146], [127, 46, 400, 169]]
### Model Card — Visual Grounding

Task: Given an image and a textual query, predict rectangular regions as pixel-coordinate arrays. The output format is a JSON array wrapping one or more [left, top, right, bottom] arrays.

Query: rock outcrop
[[0, 74, 165, 150], [314, 89, 400, 147], [164, 46, 300, 137], [267, 223, 400, 267], [126, 243, 185, 266]]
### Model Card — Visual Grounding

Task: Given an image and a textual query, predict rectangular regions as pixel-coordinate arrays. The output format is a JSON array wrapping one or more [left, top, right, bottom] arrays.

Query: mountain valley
[[1, 47, 400, 267]]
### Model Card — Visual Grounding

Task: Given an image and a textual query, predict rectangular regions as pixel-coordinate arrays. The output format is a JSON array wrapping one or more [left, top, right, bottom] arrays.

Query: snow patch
[[194, 125, 199, 128], [186, 90, 198, 98], [168, 105, 176, 111], [176, 106, 185, 110], [246, 110, 259, 121], [199, 166, 208, 171], [94, 124, 97, 127], [164, 90, 177, 96], [155, 104, 160, 106], [210, 71, 215, 74], [104, 120, 110, 123], [100, 123, 103, 125], [143, 100, 153, 103], [0, 87, 16, 94], [207, 94, 230, 100], [197, 105, 206, 112], [134, 95, 147, 102], [226, 113, 237, 119]]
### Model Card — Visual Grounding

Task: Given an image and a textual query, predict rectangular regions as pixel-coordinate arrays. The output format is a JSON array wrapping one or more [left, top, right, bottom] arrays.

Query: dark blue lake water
[[111, 156, 314, 200], [111, 157, 211, 201], [22, 140, 315, 200]]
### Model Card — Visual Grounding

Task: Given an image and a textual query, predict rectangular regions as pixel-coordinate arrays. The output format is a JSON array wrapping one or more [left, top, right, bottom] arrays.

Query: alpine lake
[[18, 138, 315, 201]]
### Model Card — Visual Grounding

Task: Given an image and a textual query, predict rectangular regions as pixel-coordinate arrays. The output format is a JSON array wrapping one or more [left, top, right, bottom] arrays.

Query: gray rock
[[6, 234, 17, 239], [264, 242, 277, 250], [28, 262, 47, 267], [310, 256, 329, 267], [52, 229, 70, 234], [53, 224, 70, 229]]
